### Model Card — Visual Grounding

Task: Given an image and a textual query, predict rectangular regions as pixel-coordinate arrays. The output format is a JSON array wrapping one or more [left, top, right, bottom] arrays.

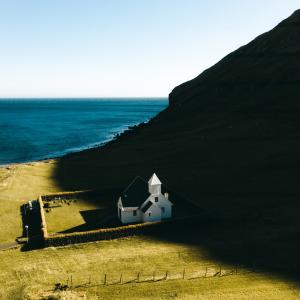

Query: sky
[[0, 0, 299, 98]]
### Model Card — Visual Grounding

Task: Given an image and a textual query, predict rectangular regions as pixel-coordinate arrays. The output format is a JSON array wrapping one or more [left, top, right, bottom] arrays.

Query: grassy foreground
[[1, 236, 300, 299], [0, 161, 300, 299]]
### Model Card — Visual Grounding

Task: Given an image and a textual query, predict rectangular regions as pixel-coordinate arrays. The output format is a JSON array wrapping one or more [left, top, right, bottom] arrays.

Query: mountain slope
[[170, 9, 300, 112], [57, 9, 300, 204], [54, 10, 300, 280]]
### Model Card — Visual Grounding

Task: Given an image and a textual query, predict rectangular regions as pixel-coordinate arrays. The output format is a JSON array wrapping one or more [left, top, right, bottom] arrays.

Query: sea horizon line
[[0, 96, 168, 100]]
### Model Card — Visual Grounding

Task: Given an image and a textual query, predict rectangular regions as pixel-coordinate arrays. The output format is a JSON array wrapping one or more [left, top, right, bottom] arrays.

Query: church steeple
[[148, 173, 161, 195]]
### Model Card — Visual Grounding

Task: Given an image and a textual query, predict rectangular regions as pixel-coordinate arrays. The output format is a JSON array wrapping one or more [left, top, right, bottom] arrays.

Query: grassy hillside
[[2, 162, 299, 299], [2, 236, 300, 299], [0, 157, 299, 299]]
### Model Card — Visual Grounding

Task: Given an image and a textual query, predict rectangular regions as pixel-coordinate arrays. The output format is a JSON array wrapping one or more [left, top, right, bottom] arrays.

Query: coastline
[[0, 98, 168, 168], [0, 116, 153, 196], [0, 120, 148, 169], [0, 113, 155, 242], [0, 98, 166, 243]]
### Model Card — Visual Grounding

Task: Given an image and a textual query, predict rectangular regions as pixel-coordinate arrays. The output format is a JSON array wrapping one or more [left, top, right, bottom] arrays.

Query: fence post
[[104, 274, 107, 285], [70, 274, 73, 288], [89, 275, 91, 285], [205, 266, 207, 277], [137, 272, 140, 282], [183, 268, 185, 279], [166, 270, 169, 280], [153, 271, 155, 281], [120, 274, 123, 284]]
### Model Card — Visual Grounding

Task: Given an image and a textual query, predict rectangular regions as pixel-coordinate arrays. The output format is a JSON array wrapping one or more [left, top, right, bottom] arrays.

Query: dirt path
[[0, 241, 19, 251], [0, 166, 17, 191]]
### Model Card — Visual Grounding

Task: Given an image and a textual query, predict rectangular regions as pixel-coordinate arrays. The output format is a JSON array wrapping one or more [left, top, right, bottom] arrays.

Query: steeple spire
[[148, 173, 161, 195], [148, 173, 161, 185]]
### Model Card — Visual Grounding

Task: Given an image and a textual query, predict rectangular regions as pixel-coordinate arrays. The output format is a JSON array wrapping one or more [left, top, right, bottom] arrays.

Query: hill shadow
[[50, 9, 300, 283], [50, 108, 300, 284]]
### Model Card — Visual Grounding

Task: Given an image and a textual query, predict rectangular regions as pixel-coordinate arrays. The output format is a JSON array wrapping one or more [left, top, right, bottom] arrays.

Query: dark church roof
[[141, 201, 153, 213], [121, 176, 150, 207]]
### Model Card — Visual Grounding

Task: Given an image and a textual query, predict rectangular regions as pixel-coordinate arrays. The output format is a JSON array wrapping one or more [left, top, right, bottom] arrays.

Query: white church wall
[[148, 194, 172, 219], [121, 208, 142, 224], [142, 204, 161, 222], [161, 203, 172, 219]]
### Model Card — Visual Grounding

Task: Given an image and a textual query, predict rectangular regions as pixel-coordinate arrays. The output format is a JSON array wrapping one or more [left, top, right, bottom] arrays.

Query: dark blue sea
[[0, 98, 168, 165]]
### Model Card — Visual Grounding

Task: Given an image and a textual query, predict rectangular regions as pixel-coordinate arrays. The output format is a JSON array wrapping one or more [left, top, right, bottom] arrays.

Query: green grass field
[[45, 199, 100, 234], [0, 161, 300, 299], [0, 161, 63, 243], [1, 236, 299, 299], [44, 194, 116, 234]]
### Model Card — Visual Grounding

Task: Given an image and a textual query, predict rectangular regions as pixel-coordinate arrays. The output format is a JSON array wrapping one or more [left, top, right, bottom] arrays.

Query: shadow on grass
[[149, 216, 300, 281], [59, 209, 120, 233], [49, 109, 300, 284], [21, 240, 44, 252], [20, 201, 42, 239], [19, 201, 46, 252]]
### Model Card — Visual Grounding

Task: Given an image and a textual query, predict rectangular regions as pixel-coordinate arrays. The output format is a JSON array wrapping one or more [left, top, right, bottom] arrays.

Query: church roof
[[140, 200, 153, 213], [121, 176, 150, 207], [148, 173, 161, 185]]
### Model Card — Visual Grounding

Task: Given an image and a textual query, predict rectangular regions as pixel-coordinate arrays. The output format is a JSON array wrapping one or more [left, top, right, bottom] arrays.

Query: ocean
[[0, 98, 168, 166]]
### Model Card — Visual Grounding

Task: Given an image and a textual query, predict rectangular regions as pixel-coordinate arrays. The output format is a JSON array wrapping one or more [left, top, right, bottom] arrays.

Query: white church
[[117, 173, 173, 224]]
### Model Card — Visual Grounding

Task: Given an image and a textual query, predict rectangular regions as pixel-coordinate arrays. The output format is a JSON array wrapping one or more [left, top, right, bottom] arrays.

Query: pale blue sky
[[0, 0, 299, 97]]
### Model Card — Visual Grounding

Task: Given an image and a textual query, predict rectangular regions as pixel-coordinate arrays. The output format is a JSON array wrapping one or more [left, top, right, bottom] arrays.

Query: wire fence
[[55, 264, 255, 291]]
